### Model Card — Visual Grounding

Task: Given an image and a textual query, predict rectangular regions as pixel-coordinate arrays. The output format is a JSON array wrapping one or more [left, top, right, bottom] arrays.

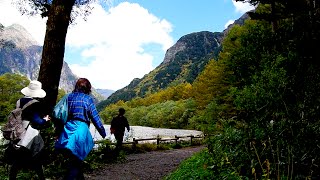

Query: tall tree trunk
[[38, 0, 75, 114], [270, 0, 278, 32]]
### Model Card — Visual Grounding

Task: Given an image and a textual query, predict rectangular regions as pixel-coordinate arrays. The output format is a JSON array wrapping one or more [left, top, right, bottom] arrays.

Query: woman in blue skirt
[[55, 78, 106, 180]]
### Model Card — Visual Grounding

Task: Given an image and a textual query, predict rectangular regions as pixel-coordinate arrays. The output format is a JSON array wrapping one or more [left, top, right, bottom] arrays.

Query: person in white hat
[[9, 80, 50, 180], [21, 80, 47, 98]]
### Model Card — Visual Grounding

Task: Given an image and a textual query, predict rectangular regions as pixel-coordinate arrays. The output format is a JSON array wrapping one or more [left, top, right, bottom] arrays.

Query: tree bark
[[38, 0, 75, 113], [270, 0, 278, 32]]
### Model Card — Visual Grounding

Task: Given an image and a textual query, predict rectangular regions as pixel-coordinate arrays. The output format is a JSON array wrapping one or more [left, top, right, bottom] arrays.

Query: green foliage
[[99, 100, 128, 124], [169, 2, 320, 178], [192, 59, 230, 109], [100, 83, 197, 129], [0, 73, 29, 123], [127, 99, 196, 129], [164, 150, 226, 180], [206, 121, 251, 179], [83, 140, 117, 169], [221, 20, 274, 87], [199, 4, 320, 178], [56, 89, 66, 102]]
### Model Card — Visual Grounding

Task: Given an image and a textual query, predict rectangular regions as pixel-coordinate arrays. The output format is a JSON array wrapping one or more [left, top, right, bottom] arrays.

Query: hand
[[110, 128, 115, 134], [43, 115, 51, 121]]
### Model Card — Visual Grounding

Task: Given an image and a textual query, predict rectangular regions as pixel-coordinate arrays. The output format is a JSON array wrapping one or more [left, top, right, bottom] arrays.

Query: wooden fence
[[94, 134, 204, 148]]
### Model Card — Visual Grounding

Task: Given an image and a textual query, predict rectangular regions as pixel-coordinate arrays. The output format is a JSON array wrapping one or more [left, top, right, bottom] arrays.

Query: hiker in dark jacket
[[110, 108, 130, 151], [9, 80, 50, 180]]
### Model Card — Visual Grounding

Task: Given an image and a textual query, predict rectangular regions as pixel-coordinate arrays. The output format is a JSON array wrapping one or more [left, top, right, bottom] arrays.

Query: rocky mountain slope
[[0, 23, 77, 91], [0, 23, 104, 101], [97, 31, 223, 110], [97, 12, 250, 110], [96, 89, 115, 99]]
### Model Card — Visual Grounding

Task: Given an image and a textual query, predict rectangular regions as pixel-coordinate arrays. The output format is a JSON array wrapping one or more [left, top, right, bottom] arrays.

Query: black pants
[[8, 146, 44, 180], [115, 133, 124, 150], [9, 162, 44, 180], [60, 149, 85, 180]]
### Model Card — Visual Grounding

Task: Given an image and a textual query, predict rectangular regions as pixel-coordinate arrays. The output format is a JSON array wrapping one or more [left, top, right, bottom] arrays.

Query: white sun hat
[[21, 80, 46, 98]]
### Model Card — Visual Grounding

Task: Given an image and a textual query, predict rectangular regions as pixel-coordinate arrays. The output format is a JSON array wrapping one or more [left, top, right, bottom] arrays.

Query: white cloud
[[224, 20, 235, 29], [0, 0, 46, 45], [67, 2, 174, 90], [70, 45, 154, 91], [224, 1, 255, 33], [0, 0, 174, 90], [232, 0, 255, 14]]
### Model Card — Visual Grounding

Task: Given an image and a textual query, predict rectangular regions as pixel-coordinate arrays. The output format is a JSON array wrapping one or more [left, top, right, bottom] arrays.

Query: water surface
[[90, 125, 203, 143]]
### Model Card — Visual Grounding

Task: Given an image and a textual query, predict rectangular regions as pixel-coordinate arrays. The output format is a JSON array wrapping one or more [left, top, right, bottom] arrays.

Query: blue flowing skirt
[[55, 120, 94, 161]]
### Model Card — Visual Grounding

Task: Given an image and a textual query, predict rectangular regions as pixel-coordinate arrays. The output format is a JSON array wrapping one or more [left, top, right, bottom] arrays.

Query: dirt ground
[[84, 145, 205, 180]]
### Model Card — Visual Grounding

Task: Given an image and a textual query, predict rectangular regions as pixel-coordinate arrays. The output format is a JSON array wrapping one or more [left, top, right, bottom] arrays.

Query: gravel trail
[[84, 145, 205, 180]]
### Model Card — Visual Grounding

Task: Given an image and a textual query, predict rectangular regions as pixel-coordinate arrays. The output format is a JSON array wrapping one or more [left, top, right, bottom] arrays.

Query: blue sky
[[120, 0, 243, 38], [0, 0, 254, 91]]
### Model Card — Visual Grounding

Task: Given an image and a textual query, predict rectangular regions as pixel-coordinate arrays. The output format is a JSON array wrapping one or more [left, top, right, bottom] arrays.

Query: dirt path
[[84, 145, 205, 180]]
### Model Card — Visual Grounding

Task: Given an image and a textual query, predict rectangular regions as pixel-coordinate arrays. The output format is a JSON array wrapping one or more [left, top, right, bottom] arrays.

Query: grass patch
[[164, 148, 217, 180]]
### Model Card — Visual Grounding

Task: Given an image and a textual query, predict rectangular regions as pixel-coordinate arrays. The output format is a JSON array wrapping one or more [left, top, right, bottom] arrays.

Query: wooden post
[[190, 135, 193, 145], [157, 135, 160, 146], [175, 135, 178, 145], [133, 138, 137, 150]]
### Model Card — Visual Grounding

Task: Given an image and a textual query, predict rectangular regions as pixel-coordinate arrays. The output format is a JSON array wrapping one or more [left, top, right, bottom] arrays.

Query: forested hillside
[[97, 12, 250, 111], [102, 1, 320, 179], [97, 31, 223, 111]]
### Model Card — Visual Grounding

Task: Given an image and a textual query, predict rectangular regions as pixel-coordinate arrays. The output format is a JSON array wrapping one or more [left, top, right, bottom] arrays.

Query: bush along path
[[84, 145, 205, 180]]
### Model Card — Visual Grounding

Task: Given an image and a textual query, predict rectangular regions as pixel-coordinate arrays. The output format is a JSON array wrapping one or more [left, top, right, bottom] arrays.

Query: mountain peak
[[162, 31, 222, 65], [0, 23, 38, 48]]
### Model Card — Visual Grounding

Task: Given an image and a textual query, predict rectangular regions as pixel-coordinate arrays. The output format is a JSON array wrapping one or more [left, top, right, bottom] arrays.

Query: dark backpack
[[1, 99, 38, 141]]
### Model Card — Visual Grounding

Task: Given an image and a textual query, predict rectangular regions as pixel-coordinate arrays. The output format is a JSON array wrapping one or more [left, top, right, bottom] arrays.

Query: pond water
[[90, 125, 203, 143]]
